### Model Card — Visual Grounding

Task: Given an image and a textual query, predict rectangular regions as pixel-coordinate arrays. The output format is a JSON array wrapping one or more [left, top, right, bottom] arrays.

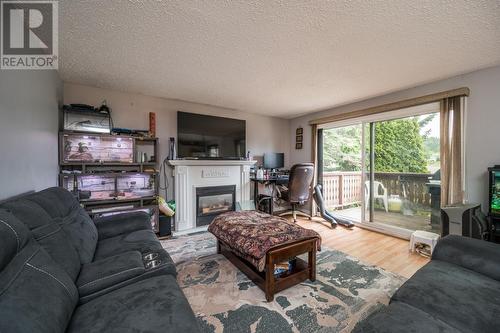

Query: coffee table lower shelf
[[217, 238, 317, 302]]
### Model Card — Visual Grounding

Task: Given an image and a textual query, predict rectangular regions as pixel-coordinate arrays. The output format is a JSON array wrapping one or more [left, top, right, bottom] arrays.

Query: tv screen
[[490, 169, 500, 216], [177, 111, 246, 159], [264, 153, 284, 169]]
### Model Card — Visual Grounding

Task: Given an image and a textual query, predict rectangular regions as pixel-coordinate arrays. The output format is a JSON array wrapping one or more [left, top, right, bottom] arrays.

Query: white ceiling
[[59, 1, 500, 119]]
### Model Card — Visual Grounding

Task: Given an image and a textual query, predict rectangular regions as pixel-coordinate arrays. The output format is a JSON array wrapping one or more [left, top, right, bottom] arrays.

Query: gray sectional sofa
[[0, 187, 200, 333], [354, 235, 500, 333]]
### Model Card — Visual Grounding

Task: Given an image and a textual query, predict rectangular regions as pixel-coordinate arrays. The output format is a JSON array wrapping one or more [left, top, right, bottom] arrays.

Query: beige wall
[[63, 82, 291, 199], [289, 65, 500, 210], [0, 71, 61, 200]]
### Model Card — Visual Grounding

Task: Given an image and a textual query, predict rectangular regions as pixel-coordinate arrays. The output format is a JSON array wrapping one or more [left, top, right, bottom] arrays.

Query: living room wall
[[0, 71, 62, 200], [289, 65, 500, 210], [63, 83, 291, 200]]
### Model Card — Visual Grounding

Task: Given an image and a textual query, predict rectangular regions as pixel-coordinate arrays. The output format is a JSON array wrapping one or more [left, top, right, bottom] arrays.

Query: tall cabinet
[[58, 132, 160, 232]]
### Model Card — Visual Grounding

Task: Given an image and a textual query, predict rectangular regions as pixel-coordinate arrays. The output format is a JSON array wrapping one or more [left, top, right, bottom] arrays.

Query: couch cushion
[[0, 209, 30, 270], [392, 260, 500, 333], [0, 213, 78, 333], [94, 211, 152, 239], [352, 301, 458, 333], [433, 235, 500, 282], [31, 223, 81, 281], [2, 196, 82, 281], [25, 187, 98, 264], [94, 228, 162, 258], [77, 251, 145, 297], [67, 275, 201, 333], [1, 187, 98, 275]]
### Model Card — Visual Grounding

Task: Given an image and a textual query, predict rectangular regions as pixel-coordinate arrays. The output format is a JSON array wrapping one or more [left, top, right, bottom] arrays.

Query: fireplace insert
[[196, 185, 236, 227]]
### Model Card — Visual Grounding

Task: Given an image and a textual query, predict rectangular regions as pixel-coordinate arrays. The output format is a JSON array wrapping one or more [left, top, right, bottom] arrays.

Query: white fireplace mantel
[[169, 159, 257, 234], [168, 159, 257, 167]]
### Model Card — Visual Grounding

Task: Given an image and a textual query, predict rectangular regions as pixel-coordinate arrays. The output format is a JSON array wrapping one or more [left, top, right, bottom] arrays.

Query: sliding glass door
[[371, 113, 441, 233], [318, 103, 441, 235]]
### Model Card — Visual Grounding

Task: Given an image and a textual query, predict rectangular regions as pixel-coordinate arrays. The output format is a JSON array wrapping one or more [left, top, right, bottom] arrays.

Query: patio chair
[[364, 181, 388, 212]]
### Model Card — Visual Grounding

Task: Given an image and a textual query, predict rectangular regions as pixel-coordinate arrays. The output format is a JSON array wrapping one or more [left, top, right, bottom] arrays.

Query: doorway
[[318, 103, 441, 236]]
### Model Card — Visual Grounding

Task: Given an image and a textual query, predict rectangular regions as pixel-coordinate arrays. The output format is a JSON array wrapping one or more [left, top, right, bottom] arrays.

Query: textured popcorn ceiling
[[59, 1, 500, 118]]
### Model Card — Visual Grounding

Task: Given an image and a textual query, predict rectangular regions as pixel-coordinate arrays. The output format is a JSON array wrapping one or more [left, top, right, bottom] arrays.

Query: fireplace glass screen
[[196, 185, 236, 227], [198, 194, 233, 216]]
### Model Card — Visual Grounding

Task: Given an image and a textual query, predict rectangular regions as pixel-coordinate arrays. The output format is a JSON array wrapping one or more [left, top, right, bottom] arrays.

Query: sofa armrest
[[432, 235, 500, 281], [93, 211, 151, 240]]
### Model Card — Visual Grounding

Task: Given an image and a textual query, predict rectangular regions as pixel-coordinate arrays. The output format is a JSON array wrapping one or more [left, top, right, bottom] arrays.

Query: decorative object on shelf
[[111, 127, 150, 138], [68, 142, 93, 161], [98, 100, 110, 114], [295, 127, 303, 150], [149, 112, 156, 137], [168, 137, 176, 160]]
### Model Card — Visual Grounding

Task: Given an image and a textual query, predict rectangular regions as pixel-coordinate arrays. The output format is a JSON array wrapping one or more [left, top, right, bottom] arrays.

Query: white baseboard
[[172, 225, 209, 237]]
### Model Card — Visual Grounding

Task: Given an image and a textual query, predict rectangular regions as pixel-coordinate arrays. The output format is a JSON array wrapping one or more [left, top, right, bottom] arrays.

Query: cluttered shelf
[[59, 103, 168, 234]]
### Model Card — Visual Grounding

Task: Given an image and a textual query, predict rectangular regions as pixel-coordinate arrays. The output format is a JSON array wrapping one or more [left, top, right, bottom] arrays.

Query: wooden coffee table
[[217, 238, 317, 302]]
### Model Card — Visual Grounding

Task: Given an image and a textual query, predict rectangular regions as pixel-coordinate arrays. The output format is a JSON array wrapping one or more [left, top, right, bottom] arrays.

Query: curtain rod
[[309, 87, 470, 125]]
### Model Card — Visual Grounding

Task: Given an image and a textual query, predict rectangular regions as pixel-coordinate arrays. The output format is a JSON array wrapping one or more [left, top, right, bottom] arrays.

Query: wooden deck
[[334, 207, 440, 233], [295, 217, 430, 279]]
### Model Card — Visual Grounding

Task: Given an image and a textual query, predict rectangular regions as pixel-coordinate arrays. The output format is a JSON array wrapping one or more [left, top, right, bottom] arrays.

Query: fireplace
[[196, 185, 236, 227]]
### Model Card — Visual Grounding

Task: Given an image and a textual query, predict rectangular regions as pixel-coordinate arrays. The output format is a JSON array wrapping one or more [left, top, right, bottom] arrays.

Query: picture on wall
[[295, 127, 303, 149]]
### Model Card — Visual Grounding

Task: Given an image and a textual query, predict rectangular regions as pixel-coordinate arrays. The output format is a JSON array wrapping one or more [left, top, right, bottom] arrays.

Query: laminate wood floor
[[295, 217, 429, 279]]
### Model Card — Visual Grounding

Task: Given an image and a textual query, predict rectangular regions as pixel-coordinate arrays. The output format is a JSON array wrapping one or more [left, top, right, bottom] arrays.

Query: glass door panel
[[371, 113, 441, 233], [320, 124, 363, 222]]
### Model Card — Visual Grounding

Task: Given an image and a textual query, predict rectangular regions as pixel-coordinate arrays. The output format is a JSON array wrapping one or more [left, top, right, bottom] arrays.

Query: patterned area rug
[[161, 233, 405, 333]]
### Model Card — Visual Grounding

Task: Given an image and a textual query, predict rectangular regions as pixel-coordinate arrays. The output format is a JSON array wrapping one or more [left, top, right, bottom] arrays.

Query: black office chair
[[278, 163, 314, 222]]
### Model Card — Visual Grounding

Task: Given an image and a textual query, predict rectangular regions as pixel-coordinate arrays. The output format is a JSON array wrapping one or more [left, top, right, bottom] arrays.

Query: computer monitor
[[263, 153, 284, 169]]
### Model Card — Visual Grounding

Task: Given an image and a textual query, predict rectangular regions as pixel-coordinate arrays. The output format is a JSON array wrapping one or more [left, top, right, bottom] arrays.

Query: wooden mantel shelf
[[168, 159, 257, 167]]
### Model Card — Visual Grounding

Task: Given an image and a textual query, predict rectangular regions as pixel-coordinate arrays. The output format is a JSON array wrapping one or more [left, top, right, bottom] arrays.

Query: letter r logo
[[2, 2, 53, 55]]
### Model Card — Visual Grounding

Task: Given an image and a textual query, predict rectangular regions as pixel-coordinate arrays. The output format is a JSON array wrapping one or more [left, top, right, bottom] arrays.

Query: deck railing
[[322, 171, 433, 209], [322, 172, 363, 208]]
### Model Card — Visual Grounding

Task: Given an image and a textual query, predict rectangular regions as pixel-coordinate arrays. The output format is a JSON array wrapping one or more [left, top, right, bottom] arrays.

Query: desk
[[250, 177, 289, 215]]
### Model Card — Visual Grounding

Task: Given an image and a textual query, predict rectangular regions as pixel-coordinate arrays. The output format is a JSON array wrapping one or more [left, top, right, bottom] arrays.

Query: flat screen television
[[177, 111, 246, 159], [489, 167, 500, 216]]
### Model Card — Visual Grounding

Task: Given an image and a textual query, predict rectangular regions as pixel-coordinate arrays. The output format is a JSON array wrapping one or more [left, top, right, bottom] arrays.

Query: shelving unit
[[58, 131, 160, 232]]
